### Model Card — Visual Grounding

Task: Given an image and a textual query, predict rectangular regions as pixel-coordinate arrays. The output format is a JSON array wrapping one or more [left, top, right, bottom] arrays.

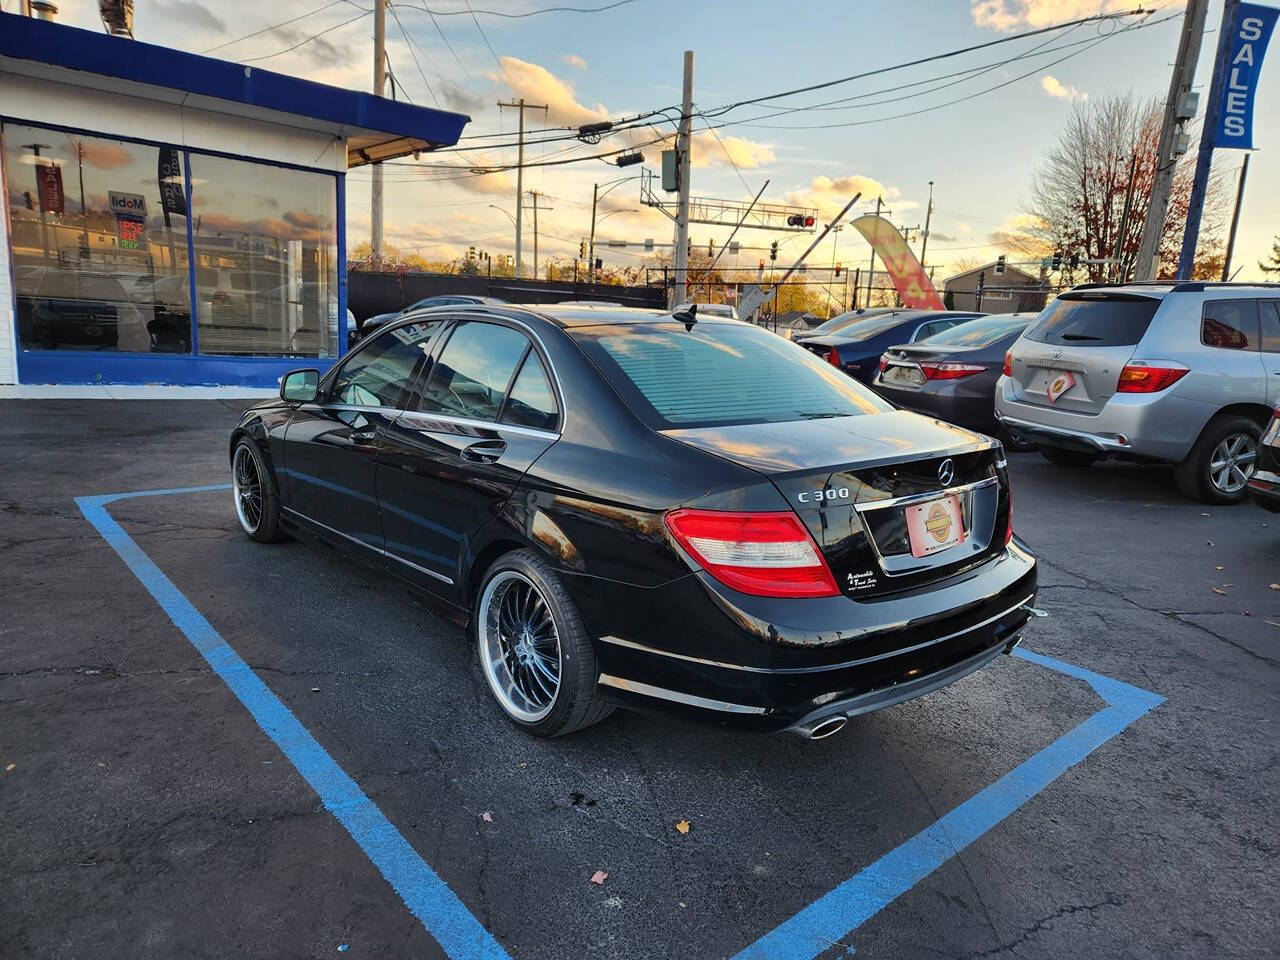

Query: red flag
[[850, 215, 944, 310], [36, 163, 64, 215]]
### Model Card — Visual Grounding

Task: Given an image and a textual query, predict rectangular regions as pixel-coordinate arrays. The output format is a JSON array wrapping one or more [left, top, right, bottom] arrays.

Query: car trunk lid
[[1008, 292, 1163, 415], [664, 411, 1010, 598]]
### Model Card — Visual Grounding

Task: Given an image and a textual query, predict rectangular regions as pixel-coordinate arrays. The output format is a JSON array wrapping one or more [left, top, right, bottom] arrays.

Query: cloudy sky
[[38, 0, 1280, 281]]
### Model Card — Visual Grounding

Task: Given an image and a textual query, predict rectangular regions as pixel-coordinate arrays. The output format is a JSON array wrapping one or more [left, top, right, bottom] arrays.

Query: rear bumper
[[566, 542, 1037, 733], [1248, 469, 1280, 513], [993, 376, 1207, 462], [873, 379, 999, 433]]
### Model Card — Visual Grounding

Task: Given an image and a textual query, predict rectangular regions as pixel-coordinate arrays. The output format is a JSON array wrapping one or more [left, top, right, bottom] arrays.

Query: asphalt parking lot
[[2, 399, 1277, 960]]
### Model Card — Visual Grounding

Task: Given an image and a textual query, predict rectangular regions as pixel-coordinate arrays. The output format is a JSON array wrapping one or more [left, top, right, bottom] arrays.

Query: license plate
[[1045, 369, 1076, 404], [904, 494, 966, 558], [885, 365, 924, 386]]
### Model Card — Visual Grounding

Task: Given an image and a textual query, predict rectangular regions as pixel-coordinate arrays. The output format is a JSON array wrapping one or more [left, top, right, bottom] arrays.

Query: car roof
[[1066, 281, 1280, 298]]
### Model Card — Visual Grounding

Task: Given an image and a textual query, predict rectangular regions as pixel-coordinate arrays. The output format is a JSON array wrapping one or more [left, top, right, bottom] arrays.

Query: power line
[[402, 2, 481, 90], [239, 9, 372, 63], [199, 0, 362, 54], [388, 1, 442, 107], [391, 0, 637, 19], [465, 0, 513, 84]]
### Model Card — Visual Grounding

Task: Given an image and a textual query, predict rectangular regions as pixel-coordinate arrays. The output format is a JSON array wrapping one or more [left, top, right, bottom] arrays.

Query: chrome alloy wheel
[[1208, 432, 1257, 495], [232, 444, 264, 534], [478, 570, 563, 723]]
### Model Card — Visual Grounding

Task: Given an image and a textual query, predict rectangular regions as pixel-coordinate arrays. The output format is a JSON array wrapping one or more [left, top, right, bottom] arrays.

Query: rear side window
[[570, 321, 890, 429], [1202, 299, 1259, 350], [419, 321, 528, 422], [1261, 301, 1280, 353], [1025, 295, 1160, 347], [500, 352, 559, 432]]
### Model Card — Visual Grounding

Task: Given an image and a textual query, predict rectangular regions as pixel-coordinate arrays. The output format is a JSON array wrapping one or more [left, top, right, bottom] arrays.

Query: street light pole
[[919, 180, 934, 272], [371, 0, 386, 261], [589, 182, 598, 283], [670, 50, 694, 307]]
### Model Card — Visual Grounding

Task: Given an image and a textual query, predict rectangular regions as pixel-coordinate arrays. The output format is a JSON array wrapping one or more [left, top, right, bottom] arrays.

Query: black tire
[[1037, 445, 1099, 468], [1001, 425, 1037, 453], [473, 548, 613, 738], [231, 437, 287, 543], [1173, 415, 1262, 505]]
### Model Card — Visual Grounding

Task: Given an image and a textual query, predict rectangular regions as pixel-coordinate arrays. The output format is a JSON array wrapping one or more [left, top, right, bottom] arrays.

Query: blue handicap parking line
[[79, 484, 1165, 960]]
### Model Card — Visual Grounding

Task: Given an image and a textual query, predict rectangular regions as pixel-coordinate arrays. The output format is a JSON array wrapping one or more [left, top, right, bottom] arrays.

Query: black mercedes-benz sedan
[[229, 304, 1037, 738]]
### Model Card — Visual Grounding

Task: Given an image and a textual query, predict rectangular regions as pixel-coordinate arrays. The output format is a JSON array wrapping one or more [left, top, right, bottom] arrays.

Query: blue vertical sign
[[1215, 2, 1278, 149]]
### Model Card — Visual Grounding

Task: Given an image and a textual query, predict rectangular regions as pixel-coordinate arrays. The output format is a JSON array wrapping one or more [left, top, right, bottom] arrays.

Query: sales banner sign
[[158, 147, 187, 219], [850, 215, 945, 311], [36, 163, 64, 215], [1215, 2, 1278, 149]]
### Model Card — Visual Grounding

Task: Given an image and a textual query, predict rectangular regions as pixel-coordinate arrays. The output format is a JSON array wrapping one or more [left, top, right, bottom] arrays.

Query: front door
[[281, 321, 441, 561], [377, 319, 561, 600]]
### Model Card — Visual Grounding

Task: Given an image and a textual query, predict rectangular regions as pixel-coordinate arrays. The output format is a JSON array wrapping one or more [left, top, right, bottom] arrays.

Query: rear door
[[1008, 292, 1161, 415], [376, 319, 561, 598], [1260, 300, 1280, 406]]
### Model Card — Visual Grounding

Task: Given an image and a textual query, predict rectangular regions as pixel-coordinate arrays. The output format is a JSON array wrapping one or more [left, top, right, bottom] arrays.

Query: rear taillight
[[664, 509, 839, 599], [1002, 350, 1012, 377], [878, 355, 889, 374], [1116, 363, 1189, 393], [920, 361, 986, 380], [1004, 485, 1014, 546], [825, 346, 841, 367]]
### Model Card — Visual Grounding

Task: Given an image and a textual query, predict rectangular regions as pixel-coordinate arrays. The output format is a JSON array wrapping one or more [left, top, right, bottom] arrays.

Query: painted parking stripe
[[80, 483, 1166, 960], [732, 648, 1164, 960], [76, 486, 512, 960]]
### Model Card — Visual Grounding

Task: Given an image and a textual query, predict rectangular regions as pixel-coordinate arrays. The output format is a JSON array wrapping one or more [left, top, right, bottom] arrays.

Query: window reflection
[[189, 155, 338, 358], [4, 123, 192, 353]]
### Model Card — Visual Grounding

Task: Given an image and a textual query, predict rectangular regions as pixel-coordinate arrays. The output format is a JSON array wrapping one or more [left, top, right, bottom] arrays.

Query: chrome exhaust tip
[[807, 716, 847, 740]]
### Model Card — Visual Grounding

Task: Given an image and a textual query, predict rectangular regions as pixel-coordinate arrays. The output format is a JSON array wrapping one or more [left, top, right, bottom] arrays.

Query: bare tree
[[1026, 92, 1228, 282]]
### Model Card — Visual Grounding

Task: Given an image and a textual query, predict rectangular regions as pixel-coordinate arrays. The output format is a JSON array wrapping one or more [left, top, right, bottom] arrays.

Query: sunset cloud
[[970, 0, 1147, 32], [784, 174, 899, 220], [561, 54, 587, 70], [1041, 75, 1087, 102]]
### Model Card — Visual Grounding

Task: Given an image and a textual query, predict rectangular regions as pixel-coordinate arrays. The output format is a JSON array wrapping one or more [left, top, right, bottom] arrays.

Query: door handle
[[460, 439, 507, 463]]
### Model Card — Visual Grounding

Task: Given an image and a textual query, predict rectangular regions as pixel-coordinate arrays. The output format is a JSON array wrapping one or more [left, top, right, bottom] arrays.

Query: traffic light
[[1052, 251, 1063, 271], [995, 254, 1006, 275], [770, 241, 778, 261], [785, 214, 817, 228], [594, 257, 602, 271], [687, 240, 692, 258], [758, 259, 765, 270], [1069, 253, 1081, 269], [835, 264, 842, 277], [708, 239, 714, 257], [579, 241, 587, 259]]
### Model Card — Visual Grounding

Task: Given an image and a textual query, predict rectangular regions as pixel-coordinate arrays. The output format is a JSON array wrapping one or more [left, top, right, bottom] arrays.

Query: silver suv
[[995, 282, 1280, 504]]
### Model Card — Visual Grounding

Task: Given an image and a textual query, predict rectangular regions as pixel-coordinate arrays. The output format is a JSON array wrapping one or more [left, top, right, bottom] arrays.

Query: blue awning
[[0, 13, 469, 166]]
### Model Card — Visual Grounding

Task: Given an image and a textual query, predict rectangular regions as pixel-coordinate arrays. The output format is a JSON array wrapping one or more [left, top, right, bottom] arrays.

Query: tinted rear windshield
[[922, 315, 1030, 348], [570, 321, 892, 429], [830, 312, 912, 341], [1024, 294, 1160, 347]]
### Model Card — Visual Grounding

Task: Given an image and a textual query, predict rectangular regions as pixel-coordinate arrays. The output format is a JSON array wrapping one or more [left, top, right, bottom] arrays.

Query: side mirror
[[280, 368, 320, 403]]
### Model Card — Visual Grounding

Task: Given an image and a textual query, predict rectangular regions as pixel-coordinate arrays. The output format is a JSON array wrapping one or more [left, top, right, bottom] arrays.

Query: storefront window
[[189, 155, 338, 358], [3, 122, 193, 353]]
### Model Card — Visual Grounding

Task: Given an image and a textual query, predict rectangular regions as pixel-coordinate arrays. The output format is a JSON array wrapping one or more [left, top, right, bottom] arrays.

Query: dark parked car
[[873, 313, 1037, 450], [797, 310, 986, 385], [785, 307, 896, 341], [1248, 404, 1280, 513], [231, 305, 1035, 739], [355, 294, 508, 345]]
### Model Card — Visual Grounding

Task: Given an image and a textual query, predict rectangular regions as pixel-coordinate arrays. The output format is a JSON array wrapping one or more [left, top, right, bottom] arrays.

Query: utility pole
[[1112, 152, 1139, 282], [497, 99, 548, 279], [919, 180, 934, 272], [1134, 0, 1210, 280], [670, 50, 694, 307], [525, 190, 552, 280], [1179, 0, 1240, 279], [371, 0, 386, 261], [865, 197, 884, 306], [589, 182, 598, 283], [1222, 152, 1251, 281]]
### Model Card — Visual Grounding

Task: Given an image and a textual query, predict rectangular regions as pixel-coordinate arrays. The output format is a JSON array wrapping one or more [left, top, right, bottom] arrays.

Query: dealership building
[[0, 13, 467, 396]]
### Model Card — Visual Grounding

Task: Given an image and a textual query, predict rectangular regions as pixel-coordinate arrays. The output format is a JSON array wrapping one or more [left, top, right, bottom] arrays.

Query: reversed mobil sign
[[109, 191, 148, 251]]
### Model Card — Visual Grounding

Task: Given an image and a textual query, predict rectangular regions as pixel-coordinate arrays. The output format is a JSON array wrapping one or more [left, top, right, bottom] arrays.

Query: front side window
[[570, 321, 890, 429], [419, 322, 529, 422], [328, 322, 438, 408], [1201, 299, 1259, 350], [3, 122, 192, 354], [189, 154, 338, 359], [500, 352, 559, 432]]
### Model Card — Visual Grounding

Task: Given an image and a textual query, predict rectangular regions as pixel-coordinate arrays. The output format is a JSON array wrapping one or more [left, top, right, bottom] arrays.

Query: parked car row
[[797, 282, 1279, 508]]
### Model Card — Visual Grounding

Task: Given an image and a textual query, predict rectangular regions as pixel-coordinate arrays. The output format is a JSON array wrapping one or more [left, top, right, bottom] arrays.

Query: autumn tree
[[1260, 236, 1280, 275], [1026, 92, 1228, 282]]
